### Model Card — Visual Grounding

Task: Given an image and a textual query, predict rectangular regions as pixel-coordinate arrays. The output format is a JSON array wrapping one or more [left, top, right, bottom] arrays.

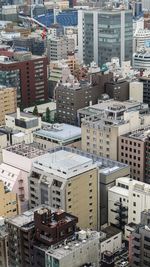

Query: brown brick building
[[0, 52, 48, 108], [56, 72, 113, 125], [118, 128, 148, 182]]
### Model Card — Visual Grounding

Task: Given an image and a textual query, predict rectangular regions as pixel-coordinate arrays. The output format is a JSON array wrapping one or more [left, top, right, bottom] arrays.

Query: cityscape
[[0, 0, 150, 266]]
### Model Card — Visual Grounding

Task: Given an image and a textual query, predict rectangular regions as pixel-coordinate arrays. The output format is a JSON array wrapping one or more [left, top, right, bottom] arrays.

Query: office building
[[0, 217, 8, 267], [47, 36, 75, 61], [0, 179, 19, 218], [0, 86, 17, 126], [108, 177, 150, 229], [0, 52, 48, 107], [6, 205, 100, 267], [105, 79, 129, 101], [81, 100, 150, 160], [118, 126, 150, 182], [56, 79, 104, 126], [78, 8, 133, 66], [29, 148, 99, 230], [29, 146, 129, 226], [33, 123, 81, 150]]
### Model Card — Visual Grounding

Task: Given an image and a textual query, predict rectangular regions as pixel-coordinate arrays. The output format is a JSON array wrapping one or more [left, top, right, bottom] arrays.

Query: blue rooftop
[[35, 10, 78, 27]]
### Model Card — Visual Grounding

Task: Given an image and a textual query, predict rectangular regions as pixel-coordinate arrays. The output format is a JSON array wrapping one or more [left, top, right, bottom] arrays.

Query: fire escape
[[112, 198, 128, 231]]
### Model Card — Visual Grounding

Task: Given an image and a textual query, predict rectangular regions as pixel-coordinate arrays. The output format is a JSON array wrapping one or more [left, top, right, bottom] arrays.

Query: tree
[[45, 107, 51, 122], [33, 105, 38, 116]]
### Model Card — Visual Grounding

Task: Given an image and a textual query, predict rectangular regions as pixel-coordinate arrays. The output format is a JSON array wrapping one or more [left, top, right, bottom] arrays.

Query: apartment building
[[118, 127, 149, 182], [0, 86, 17, 126], [0, 179, 19, 218], [0, 52, 48, 107], [33, 123, 81, 150], [29, 148, 99, 230], [108, 177, 150, 229], [5, 108, 41, 144], [0, 217, 8, 267], [81, 100, 150, 160], [6, 205, 100, 267]]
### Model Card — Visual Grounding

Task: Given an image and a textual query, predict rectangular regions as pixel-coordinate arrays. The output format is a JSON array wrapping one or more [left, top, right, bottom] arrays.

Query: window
[[133, 202, 136, 207]]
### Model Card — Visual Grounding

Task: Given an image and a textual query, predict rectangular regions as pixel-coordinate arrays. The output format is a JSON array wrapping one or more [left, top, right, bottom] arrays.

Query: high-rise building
[[29, 147, 99, 230], [0, 86, 17, 126], [0, 52, 48, 107], [78, 8, 133, 66]]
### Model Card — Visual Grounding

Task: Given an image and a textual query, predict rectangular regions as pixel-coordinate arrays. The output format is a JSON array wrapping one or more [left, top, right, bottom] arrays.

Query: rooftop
[[46, 230, 99, 260], [102, 226, 121, 240], [6, 205, 52, 228], [34, 123, 81, 143], [5, 143, 46, 159], [122, 125, 150, 141], [33, 149, 94, 178], [33, 146, 128, 177]]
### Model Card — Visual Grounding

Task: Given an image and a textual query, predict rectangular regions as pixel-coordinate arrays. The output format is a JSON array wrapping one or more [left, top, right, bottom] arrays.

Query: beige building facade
[[81, 101, 150, 160], [0, 180, 19, 218], [29, 148, 99, 230], [0, 87, 17, 126]]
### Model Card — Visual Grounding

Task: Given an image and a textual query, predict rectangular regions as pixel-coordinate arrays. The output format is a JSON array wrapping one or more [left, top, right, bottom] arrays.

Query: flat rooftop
[[6, 205, 53, 228], [33, 146, 128, 177], [46, 230, 99, 260], [81, 100, 143, 113], [109, 186, 129, 197], [102, 226, 121, 239], [5, 143, 46, 159], [34, 150, 94, 178], [123, 125, 150, 141], [34, 123, 81, 143]]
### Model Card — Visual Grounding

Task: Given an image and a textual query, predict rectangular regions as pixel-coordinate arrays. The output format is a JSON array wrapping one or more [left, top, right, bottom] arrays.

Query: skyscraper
[[78, 8, 133, 66]]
